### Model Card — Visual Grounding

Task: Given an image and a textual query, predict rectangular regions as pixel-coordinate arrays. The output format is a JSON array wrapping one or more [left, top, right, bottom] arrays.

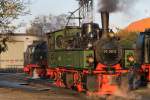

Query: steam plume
[[98, 0, 137, 13]]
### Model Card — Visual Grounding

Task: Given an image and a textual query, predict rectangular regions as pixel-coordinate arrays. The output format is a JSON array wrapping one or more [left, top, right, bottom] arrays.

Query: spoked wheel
[[64, 73, 74, 88], [86, 75, 99, 92], [39, 68, 47, 78]]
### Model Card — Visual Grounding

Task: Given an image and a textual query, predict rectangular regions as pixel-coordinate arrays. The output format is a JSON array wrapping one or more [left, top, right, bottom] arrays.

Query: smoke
[[98, 0, 137, 13]]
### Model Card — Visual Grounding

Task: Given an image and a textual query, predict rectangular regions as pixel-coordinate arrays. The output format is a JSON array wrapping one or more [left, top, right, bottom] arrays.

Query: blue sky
[[15, 0, 150, 33]]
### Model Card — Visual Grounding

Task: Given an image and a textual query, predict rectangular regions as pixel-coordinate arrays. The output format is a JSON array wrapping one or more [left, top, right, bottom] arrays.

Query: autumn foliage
[[125, 17, 150, 32], [117, 17, 150, 48]]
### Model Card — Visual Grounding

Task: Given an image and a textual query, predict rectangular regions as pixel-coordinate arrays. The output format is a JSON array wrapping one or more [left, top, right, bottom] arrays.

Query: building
[[0, 34, 46, 69]]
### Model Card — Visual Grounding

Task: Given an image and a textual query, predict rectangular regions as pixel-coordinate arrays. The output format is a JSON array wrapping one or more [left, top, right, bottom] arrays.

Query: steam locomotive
[[24, 11, 150, 95], [24, 41, 48, 78], [45, 12, 129, 95]]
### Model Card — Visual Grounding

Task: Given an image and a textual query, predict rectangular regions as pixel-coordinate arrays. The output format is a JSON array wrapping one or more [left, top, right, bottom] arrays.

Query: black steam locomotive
[[24, 41, 48, 77]]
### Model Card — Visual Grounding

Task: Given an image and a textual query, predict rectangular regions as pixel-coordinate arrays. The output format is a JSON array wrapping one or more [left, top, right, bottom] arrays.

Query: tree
[[0, 37, 8, 54], [0, 0, 29, 33], [118, 30, 138, 48], [0, 0, 29, 54], [26, 14, 75, 36]]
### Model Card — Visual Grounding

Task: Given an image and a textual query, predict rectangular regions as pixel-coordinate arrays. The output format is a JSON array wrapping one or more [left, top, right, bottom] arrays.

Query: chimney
[[101, 12, 109, 35]]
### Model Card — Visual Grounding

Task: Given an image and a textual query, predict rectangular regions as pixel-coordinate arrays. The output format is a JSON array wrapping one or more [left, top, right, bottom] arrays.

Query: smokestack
[[101, 11, 109, 34]]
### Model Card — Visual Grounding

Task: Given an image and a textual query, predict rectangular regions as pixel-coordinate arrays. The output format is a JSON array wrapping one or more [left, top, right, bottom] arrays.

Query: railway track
[[1, 73, 150, 100]]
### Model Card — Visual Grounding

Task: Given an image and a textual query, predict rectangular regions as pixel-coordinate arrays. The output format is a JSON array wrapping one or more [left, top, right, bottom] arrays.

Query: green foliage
[[118, 31, 139, 48], [0, 0, 29, 33], [119, 39, 134, 48]]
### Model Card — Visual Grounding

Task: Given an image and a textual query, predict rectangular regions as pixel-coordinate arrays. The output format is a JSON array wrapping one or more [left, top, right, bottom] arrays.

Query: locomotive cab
[[137, 30, 150, 64]]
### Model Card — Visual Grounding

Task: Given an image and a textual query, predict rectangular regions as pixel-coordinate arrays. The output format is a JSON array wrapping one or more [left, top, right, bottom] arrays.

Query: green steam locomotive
[[23, 1, 150, 94]]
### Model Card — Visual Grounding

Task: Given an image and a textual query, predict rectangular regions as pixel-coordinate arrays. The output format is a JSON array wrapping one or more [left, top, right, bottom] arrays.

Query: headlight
[[127, 55, 135, 62], [88, 57, 94, 63], [87, 56, 94, 64]]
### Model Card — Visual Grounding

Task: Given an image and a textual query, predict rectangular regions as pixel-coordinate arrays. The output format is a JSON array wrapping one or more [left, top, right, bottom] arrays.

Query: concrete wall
[[0, 34, 46, 69], [0, 42, 24, 69]]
